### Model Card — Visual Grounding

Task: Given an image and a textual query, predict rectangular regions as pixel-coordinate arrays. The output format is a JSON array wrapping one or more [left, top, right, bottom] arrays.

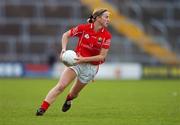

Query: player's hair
[[87, 8, 108, 23]]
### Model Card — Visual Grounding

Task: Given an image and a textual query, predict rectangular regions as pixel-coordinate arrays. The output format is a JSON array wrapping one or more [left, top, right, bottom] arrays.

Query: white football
[[62, 50, 77, 66]]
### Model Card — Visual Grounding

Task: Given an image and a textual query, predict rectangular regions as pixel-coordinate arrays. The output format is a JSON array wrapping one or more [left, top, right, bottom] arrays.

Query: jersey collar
[[90, 23, 105, 33]]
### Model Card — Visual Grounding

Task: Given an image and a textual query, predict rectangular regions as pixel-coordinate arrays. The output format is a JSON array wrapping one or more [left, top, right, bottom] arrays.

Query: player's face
[[99, 11, 110, 27]]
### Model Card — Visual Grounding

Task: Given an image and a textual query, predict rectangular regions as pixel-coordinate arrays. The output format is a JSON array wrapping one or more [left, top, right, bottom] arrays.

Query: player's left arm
[[75, 48, 109, 63]]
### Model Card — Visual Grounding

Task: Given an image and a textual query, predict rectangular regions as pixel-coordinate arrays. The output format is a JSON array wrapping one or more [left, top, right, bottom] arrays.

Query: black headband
[[97, 9, 107, 17]]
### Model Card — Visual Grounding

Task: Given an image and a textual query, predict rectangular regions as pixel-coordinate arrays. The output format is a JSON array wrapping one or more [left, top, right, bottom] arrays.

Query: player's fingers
[[74, 57, 80, 60], [60, 50, 66, 60]]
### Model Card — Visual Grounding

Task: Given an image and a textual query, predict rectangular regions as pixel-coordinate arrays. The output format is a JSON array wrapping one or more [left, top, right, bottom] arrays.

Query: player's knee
[[56, 81, 68, 92], [57, 85, 65, 92]]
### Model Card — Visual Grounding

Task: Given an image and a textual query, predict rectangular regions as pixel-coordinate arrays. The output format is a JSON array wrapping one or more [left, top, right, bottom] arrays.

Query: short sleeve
[[70, 24, 85, 37], [102, 33, 112, 49]]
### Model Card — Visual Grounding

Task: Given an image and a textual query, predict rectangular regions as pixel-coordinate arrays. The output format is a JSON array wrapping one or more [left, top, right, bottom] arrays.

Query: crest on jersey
[[98, 37, 103, 42], [84, 34, 89, 39]]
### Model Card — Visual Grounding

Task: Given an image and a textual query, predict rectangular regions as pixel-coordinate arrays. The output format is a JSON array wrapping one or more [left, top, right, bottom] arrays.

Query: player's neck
[[94, 21, 103, 32]]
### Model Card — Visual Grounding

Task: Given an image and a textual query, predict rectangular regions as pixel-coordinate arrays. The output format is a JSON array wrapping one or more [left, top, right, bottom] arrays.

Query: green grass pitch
[[0, 78, 180, 125]]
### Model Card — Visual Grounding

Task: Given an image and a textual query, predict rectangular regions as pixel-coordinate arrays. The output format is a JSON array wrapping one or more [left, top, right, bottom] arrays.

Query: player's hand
[[74, 56, 85, 64], [60, 49, 66, 60]]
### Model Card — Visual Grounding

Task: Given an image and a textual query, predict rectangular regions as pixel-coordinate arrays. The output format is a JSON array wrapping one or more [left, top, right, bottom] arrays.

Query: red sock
[[41, 101, 50, 110], [66, 94, 73, 101]]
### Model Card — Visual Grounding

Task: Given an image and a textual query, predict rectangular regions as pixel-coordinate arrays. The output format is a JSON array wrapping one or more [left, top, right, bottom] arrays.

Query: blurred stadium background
[[0, 0, 180, 78]]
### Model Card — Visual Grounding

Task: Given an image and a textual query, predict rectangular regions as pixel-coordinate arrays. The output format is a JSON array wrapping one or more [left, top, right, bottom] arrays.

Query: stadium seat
[[0, 41, 8, 54], [174, 7, 180, 20], [0, 23, 20, 36], [29, 24, 60, 36], [43, 5, 72, 18], [167, 25, 180, 50], [141, 5, 166, 23], [15, 41, 24, 54], [80, 5, 91, 18], [167, 25, 180, 38], [28, 41, 47, 54], [5, 5, 34, 18]]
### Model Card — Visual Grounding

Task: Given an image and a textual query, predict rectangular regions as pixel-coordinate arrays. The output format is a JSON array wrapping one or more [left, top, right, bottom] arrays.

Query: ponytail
[[87, 15, 95, 23]]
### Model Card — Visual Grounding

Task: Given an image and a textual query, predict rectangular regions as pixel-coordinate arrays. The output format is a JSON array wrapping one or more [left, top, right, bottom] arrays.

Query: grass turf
[[0, 78, 180, 125]]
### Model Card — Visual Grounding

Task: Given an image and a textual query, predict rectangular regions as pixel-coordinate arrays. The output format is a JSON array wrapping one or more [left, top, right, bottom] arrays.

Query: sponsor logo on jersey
[[98, 37, 103, 42]]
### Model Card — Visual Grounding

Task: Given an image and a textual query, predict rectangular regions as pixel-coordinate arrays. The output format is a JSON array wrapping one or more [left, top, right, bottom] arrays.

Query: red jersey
[[69, 23, 112, 65]]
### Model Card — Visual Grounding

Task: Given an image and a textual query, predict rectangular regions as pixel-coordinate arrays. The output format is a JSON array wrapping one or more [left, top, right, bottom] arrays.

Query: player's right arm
[[60, 30, 70, 59], [61, 30, 71, 51], [60, 30, 71, 60], [60, 24, 85, 60]]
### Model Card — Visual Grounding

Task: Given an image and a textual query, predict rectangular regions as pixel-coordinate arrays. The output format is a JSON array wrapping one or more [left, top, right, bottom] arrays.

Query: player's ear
[[96, 16, 101, 21]]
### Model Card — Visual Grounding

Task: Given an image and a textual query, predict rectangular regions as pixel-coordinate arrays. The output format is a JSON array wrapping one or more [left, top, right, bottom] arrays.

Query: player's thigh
[[56, 67, 77, 89]]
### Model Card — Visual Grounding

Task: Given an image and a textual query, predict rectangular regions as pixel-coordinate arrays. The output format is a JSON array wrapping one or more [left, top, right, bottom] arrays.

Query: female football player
[[36, 8, 112, 116]]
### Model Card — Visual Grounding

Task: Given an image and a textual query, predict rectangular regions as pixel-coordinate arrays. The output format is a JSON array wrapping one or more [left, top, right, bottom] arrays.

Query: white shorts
[[70, 63, 99, 84]]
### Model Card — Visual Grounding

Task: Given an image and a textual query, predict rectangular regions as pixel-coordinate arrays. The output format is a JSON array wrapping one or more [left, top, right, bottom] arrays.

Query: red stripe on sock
[[66, 94, 73, 101], [41, 101, 50, 110]]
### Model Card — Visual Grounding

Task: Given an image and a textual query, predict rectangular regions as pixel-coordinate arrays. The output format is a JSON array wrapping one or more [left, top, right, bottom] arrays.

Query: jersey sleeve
[[101, 33, 112, 49], [69, 24, 85, 37]]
